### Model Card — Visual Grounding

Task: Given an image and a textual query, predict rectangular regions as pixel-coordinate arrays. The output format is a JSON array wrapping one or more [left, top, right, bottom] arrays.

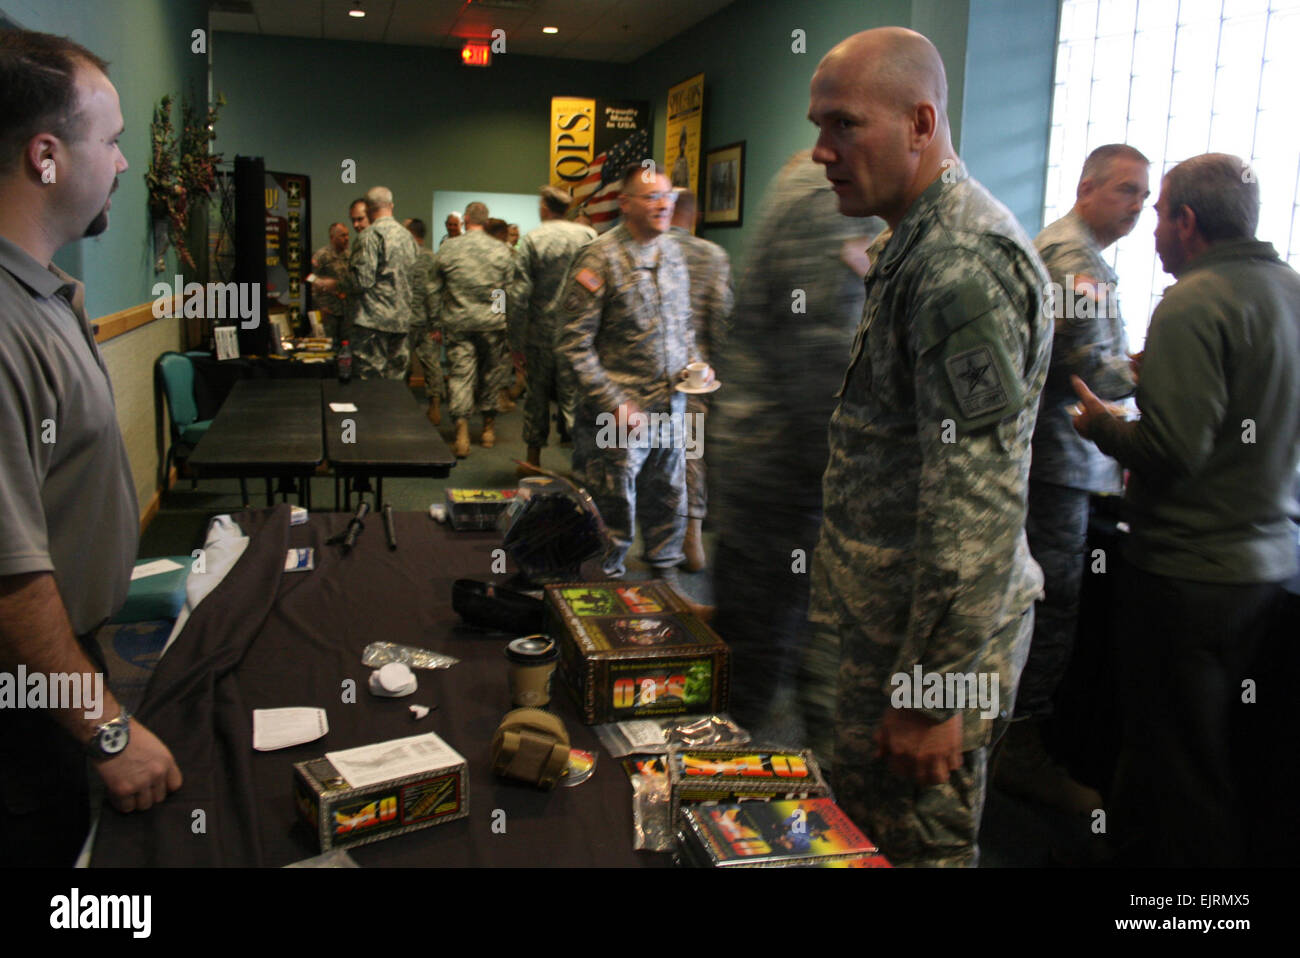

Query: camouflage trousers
[[445, 328, 509, 420], [351, 325, 410, 381], [522, 339, 577, 448], [571, 396, 688, 578], [808, 558, 1031, 866], [319, 309, 345, 347], [408, 323, 445, 400], [1016, 480, 1091, 718], [684, 395, 708, 519]]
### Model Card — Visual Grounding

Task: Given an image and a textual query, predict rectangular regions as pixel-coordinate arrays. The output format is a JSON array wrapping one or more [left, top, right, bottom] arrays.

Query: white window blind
[[1045, 0, 1300, 351]]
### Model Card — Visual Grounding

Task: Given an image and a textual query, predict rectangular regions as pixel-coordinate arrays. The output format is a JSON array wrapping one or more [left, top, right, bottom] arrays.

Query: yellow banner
[[550, 97, 596, 191], [666, 74, 704, 204]]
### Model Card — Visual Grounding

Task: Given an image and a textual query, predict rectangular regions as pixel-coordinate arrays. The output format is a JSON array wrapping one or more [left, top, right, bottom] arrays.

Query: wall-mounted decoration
[[702, 141, 745, 228], [666, 73, 704, 201], [549, 97, 650, 233]]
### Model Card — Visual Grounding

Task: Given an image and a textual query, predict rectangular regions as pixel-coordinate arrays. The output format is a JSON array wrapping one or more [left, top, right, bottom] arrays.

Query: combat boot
[[683, 517, 706, 572], [453, 418, 470, 458], [481, 416, 496, 448], [992, 718, 1103, 815], [427, 395, 441, 426], [508, 366, 526, 400]]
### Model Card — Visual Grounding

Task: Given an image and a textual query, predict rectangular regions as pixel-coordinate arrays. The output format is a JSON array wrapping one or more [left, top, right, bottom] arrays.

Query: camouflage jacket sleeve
[[555, 246, 625, 414], [506, 244, 533, 352], [890, 246, 1047, 715], [424, 252, 445, 327], [343, 230, 378, 294], [699, 244, 734, 363], [408, 251, 433, 327], [1039, 241, 1134, 402]]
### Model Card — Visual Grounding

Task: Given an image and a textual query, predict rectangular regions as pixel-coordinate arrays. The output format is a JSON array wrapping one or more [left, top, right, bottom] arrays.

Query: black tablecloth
[[93, 506, 663, 867]]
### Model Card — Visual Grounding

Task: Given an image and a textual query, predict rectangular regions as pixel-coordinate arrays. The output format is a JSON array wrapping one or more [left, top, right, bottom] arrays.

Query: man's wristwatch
[[87, 708, 131, 759]]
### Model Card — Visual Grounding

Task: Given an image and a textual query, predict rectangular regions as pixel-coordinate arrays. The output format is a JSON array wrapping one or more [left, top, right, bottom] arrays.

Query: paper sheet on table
[[131, 558, 184, 580], [252, 707, 329, 751], [326, 733, 464, 788], [328, 402, 357, 412]]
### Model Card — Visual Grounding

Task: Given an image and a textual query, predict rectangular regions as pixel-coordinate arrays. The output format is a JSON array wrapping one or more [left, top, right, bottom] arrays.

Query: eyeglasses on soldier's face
[[627, 191, 676, 204]]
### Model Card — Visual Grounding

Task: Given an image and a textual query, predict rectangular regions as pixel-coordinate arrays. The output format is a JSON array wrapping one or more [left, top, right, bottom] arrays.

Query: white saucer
[[675, 379, 722, 395]]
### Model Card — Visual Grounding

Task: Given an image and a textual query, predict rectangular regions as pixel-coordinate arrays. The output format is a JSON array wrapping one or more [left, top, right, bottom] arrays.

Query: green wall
[[960, 0, 1060, 236], [627, 0, 1058, 263], [212, 33, 628, 256], [1, 0, 209, 317]]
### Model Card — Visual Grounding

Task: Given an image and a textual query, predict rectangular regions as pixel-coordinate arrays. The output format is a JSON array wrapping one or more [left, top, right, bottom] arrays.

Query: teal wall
[[212, 33, 628, 258], [960, 0, 1060, 235], [627, 0, 1058, 263], [626, 0, 911, 265], [1, 0, 209, 317]]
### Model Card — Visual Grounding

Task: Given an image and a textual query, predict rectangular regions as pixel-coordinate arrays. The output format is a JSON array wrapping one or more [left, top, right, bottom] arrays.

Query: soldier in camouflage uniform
[[426, 201, 515, 457], [310, 222, 350, 344], [317, 187, 415, 379], [510, 186, 597, 472], [404, 217, 445, 425], [667, 190, 733, 572], [807, 29, 1051, 867], [995, 145, 1146, 814], [703, 151, 881, 735], [557, 165, 700, 579]]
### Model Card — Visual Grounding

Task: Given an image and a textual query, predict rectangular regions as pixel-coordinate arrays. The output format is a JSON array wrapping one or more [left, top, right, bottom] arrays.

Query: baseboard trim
[[141, 467, 177, 533]]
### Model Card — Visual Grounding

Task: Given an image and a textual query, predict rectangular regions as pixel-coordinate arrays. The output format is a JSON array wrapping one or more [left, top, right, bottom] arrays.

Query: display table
[[91, 506, 663, 867], [187, 380, 323, 507], [323, 379, 456, 509]]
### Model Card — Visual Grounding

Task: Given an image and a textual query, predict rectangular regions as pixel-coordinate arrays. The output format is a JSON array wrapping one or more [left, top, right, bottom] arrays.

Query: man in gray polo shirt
[[0, 29, 182, 866]]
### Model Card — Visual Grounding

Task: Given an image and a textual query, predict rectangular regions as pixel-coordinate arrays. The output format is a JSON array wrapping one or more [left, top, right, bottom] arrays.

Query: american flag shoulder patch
[[575, 268, 604, 293]]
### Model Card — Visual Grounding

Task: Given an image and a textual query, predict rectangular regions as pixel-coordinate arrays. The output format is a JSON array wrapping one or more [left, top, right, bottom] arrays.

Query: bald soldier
[[806, 28, 1051, 866], [316, 186, 416, 379]]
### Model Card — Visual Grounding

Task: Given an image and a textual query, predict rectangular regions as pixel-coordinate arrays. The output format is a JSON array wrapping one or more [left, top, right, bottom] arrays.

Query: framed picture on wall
[[702, 141, 745, 228]]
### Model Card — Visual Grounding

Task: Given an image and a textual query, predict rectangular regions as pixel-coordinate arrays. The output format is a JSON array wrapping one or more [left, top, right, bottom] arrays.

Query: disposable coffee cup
[[505, 635, 558, 707], [684, 362, 712, 389]]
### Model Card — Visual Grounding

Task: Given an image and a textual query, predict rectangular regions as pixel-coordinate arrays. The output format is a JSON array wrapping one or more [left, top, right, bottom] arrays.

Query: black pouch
[[452, 579, 546, 634]]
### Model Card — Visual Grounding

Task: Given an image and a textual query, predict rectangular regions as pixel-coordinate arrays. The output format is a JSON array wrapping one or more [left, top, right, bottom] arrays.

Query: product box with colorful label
[[677, 798, 885, 868], [545, 581, 730, 724], [293, 732, 468, 851], [667, 746, 830, 824], [445, 488, 518, 531]]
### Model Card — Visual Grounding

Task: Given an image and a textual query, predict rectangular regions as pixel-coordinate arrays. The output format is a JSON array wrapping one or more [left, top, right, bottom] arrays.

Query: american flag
[[572, 129, 651, 234]]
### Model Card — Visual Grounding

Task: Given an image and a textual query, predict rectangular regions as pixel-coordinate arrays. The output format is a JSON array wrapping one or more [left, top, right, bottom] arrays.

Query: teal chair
[[157, 351, 213, 488]]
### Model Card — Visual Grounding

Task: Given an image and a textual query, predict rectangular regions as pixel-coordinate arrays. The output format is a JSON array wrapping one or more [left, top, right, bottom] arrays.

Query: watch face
[[99, 721, 129, 756]]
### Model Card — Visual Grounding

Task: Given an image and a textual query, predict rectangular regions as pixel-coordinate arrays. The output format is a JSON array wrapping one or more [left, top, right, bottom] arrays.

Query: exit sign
[[461, 42, 490, 67]]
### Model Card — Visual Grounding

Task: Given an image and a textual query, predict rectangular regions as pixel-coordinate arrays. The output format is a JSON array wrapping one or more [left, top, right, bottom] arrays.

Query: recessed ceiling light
[[542, 27, 558, 34], [349, 3, 366, 18]]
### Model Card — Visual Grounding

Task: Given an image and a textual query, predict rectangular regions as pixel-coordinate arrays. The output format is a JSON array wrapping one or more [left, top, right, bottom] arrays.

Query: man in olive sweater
[[1072, 153, 1300, 866]]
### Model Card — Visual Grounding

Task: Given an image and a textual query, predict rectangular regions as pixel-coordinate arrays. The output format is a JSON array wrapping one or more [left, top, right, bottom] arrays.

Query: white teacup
[[684, 361, 713, 389]]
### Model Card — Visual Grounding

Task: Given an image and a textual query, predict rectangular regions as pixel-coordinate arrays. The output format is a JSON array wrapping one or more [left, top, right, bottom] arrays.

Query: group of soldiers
[[309, 190, 554, 458], [302, 27, 1296, 871]]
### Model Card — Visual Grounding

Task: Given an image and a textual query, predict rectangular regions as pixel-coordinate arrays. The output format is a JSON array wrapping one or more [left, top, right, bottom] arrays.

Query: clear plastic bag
[[593, 714, 749, 758], [361, 641, 459, 671]]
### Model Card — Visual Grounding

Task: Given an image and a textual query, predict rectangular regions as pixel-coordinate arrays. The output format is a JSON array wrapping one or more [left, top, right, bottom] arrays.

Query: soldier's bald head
[[819, 28, 948, 127]]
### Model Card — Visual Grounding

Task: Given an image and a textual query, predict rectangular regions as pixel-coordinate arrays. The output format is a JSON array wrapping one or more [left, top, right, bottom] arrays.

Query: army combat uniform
[[509, 219, 597, 446], [705, 151, 881, 734], [667, 226, 733, 520], [341, 215, 417, 379], [427, 230, 515, 422], [556, 223, 697, 577], [811, 163, 1051, 867], [311, 244, 349, 344], [1019, 209, 1135, 719], [407, 244, 444, 401]]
